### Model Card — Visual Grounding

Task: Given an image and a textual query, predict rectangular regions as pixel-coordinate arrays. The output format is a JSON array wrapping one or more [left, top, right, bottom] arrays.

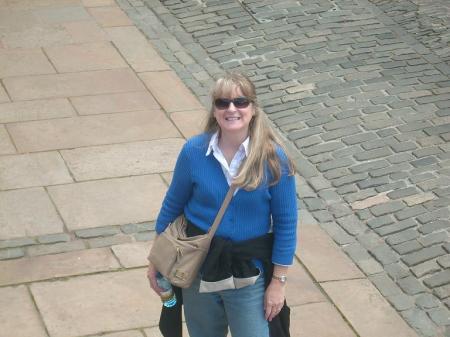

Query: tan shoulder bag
[[148, 185, 236, 288]]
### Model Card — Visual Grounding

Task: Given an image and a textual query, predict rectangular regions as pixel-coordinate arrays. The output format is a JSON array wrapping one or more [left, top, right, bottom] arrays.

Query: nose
[[227, 102, 238, 111]]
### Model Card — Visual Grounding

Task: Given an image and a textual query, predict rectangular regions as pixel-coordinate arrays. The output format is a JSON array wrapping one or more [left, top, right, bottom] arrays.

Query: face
[[213, 86, 255, 136]]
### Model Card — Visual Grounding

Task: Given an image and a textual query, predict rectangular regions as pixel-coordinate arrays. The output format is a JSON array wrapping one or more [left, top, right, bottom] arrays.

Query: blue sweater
[[156, 133, 298, 266]]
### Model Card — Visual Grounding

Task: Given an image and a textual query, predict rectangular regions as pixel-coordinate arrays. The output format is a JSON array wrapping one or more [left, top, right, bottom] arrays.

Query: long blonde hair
[[205, 72, 296, 190]]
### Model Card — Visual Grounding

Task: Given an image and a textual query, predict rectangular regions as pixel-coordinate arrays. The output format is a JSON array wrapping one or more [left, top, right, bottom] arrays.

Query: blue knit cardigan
[[155, 133, 298, 266]]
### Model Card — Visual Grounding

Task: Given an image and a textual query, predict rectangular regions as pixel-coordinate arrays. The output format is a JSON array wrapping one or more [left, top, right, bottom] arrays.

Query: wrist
[[272, 274, 287, 284]]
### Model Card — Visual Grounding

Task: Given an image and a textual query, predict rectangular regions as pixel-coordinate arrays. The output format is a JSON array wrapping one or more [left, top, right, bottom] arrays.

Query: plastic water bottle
[[156, 272, 177, 308]]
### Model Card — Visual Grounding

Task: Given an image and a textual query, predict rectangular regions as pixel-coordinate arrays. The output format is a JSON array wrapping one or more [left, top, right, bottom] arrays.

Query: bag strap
[[207, 184, 237, 236]]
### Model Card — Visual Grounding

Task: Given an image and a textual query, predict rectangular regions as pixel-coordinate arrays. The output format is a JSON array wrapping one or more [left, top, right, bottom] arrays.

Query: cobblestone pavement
[[370, 0, 450, 64], [115, 0, 450, 336]]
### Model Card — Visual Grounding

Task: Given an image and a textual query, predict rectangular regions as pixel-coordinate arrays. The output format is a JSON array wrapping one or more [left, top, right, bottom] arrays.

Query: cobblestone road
[[116, 0, 450, 336]]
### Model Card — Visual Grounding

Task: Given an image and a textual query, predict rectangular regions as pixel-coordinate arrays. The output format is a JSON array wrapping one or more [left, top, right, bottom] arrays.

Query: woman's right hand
[[147, 262, 164, 295]]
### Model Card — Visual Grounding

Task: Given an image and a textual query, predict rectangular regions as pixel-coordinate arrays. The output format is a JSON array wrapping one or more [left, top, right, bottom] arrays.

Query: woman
[[148, 72, 298, 337]]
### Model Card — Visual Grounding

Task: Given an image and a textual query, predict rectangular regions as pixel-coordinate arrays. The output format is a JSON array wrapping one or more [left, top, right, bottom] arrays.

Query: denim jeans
[[182, 275, 269, 337]]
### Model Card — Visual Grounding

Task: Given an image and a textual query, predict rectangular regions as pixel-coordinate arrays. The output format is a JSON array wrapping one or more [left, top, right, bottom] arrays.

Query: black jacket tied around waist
[[158, 221, 290, 337]]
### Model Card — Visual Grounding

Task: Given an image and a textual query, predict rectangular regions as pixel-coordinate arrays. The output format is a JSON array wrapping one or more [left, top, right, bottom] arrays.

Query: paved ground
[[0, 0, 447, 337], [115, 0, 450, 336]]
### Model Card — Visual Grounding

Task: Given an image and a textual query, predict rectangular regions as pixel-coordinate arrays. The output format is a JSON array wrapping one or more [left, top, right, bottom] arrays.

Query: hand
[[147, 262, 164, 295], [264, 279, 286, 322]]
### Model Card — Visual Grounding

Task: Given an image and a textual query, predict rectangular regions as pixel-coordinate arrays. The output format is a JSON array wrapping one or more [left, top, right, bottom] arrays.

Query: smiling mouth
[[225, 117, 241, 121]]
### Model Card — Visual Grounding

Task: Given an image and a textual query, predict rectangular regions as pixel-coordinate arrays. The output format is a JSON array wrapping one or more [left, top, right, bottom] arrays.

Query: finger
[[146, 269, 163, 293], [150, 280, 164, 294], [269, 306, 283, 321], [266, 306, 277, 322], [147, 275, 157, 291], [264, 301, 273, 320], [263, 297, 269, 316], [149, 277, 164, 293], [264, 306, 271, 321]]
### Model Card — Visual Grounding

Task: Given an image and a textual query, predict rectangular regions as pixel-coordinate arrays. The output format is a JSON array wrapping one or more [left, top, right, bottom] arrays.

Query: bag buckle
[[174, 270, 187, 280]]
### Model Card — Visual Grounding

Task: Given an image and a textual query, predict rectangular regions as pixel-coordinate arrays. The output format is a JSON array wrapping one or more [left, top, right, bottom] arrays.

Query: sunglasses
[[214, 97, 251, 110]]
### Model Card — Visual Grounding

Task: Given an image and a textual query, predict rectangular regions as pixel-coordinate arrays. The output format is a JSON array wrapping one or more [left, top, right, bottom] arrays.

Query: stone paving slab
[[0, 151, 73, 190], [170, 109, 208, 139], [160, 171, 173, 186], [287, 259, 327, 306], [0, 98, 75, 123], [0, 11, 75, 49], [60, 138, 184, 181], [1, 27, 70, 49], [0, 187, 64, 240], [145, 325, 191, 337], [0, 84, 9, 103], [44, 41, 128, 73], [47, 174, 167, 230], [82, 0, 116, 7], [0, 48, 55, 78], [3, 68, 145, 101], [111, 241, 151, 268], [322, 279, 419, 337], [0, 285, 48, 337], [106, 26, 171, 72], [290, 302, 358, 337], [93, 331, 145, 337], [139, 71, 205, 113], [62, 20, 110, 44], [88, 5, 133, 27], [7, 110, 180, 152], [27, 240, 87, 257], [0, 125, 15, 155], [30, 268, 159, 337], [0, 247, 120, 286], [6, 0, 80, 9], [32, 4, 91, 24], [298, 224, 364, 282], [70, 91, 160, 115], [144, 328, 165, 337], [0, 8, 48, 33]]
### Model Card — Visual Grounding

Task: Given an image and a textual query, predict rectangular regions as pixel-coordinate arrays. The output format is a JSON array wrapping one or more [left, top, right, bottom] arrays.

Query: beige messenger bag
[[148, 185, 236, 288]]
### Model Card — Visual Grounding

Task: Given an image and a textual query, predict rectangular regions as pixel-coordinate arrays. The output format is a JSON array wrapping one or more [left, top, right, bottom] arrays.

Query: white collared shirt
[[206, 132, 249, 189], [205, 132, 289, 270]]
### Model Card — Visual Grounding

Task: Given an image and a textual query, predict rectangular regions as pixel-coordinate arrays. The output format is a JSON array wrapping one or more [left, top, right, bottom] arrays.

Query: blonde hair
[[205, 72, 296, 190]]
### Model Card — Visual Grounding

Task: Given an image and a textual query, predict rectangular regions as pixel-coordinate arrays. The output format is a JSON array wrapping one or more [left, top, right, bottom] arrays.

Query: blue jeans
[[182, 275, 269, 337]]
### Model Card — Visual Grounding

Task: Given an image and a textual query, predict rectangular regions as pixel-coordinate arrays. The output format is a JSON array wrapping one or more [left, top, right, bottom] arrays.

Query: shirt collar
[[206, 131, 250, 157]]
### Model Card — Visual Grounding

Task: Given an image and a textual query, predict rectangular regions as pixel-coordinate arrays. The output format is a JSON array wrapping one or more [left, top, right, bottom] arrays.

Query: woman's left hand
[[264, 279, 286, 322]]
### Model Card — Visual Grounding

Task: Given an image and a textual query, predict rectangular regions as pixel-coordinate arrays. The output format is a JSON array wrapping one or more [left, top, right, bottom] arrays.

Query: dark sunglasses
[[214, 97, 251, 109]]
